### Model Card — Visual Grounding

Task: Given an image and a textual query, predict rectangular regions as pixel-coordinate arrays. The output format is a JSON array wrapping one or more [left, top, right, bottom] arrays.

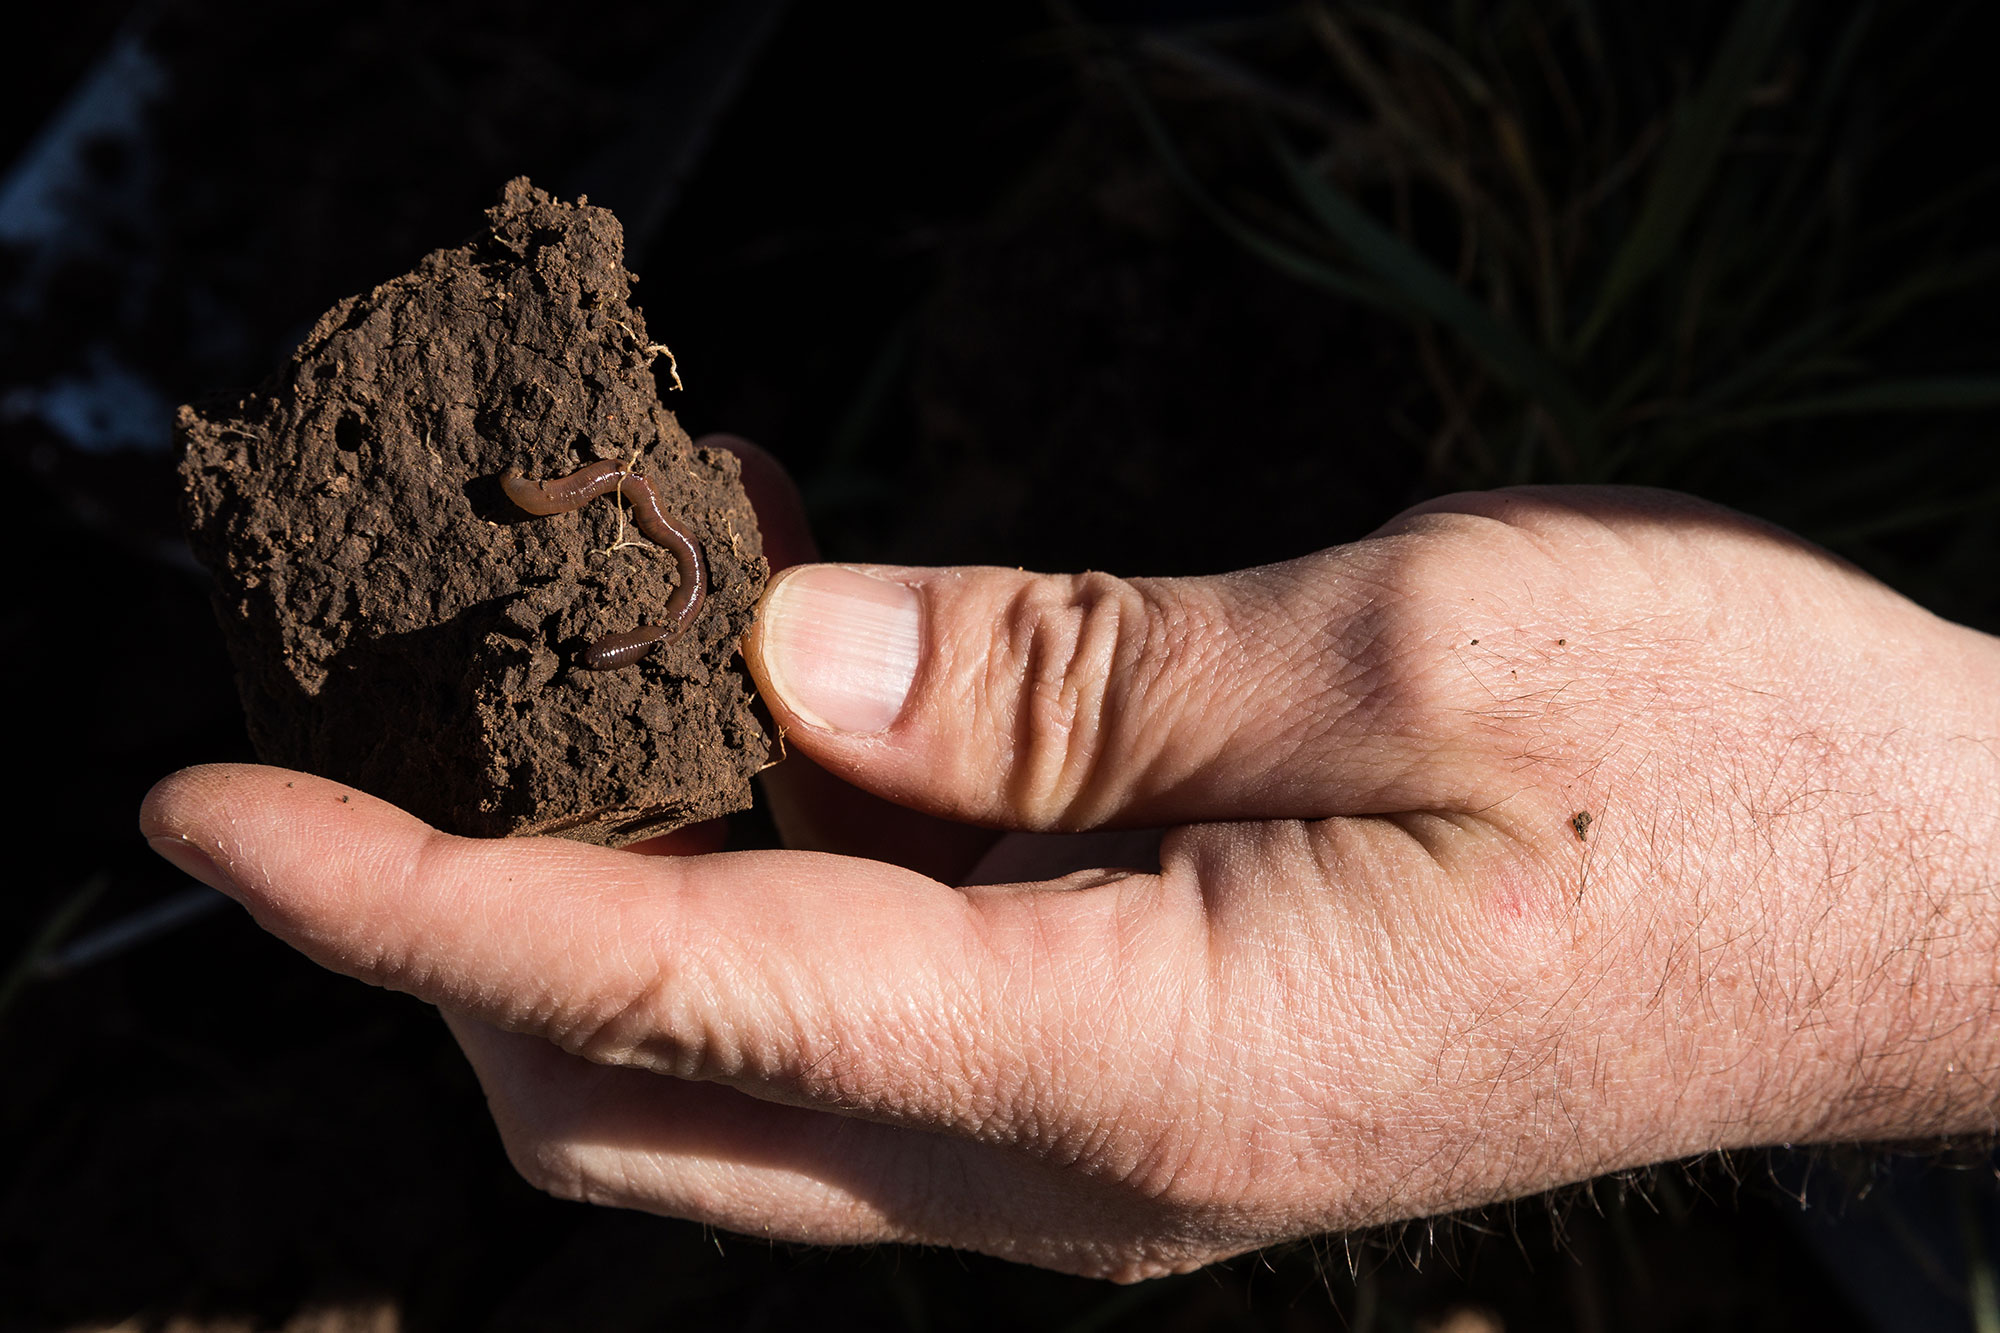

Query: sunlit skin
[[143, 436, 2000, 1282]]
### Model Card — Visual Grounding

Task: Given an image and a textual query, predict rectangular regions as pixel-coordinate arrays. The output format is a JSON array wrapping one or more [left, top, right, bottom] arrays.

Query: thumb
[[742, 554, 1489, 832]]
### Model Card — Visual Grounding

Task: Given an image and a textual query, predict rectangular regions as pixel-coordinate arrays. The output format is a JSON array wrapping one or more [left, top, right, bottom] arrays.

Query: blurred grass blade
[[1814, 485, 2000, 545], [1686, 312, 1843, 414], [37, 886, 227, 978], [1960, 1172, 2000, 1333], [1347, 4, 1492, 106], [1811, 4, 1875, 120], [1839, 252, 2000, 350], [1870, 165, 2000, 248], [1112, 60, 1390, 308], [1703, 375, 2000, 430], [1270, 128, 1588, 446], [0, 873, 108, 1024], [1748, 2, 1871, 237], [1574, 0, 1794, 352]]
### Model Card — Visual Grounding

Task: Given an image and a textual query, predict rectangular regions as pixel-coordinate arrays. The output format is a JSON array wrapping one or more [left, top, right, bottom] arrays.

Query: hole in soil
[[334, 411, 365, 452], [512, 381, 547, 416], [528, 225, 565, 259]]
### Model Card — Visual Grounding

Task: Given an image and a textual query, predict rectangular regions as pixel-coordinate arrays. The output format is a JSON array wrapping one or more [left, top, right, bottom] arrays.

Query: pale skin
[[141, 438, 2000, 1283]]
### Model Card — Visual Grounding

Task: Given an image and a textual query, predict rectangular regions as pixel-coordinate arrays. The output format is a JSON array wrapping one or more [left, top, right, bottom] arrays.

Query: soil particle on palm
[[177, 179, 769, 844]]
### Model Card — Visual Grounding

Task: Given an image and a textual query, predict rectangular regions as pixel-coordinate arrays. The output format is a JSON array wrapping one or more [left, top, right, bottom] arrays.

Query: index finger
[[138, 763, 1192, 1141]]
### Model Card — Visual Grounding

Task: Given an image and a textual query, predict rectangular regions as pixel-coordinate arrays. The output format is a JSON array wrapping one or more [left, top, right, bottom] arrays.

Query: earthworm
[[500, 459, 626, 515], [501, 461, 708, 670]]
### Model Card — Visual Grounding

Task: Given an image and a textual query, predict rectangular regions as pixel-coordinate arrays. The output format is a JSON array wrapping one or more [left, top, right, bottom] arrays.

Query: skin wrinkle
[[651, 1146, 902, 1247], [978, 875, 1158, 1166], [1130, 580, 1271, 818], [1229, 836, 1375, 1122], [600, 872, 935, 1129], [1294, 646, 1413, 803], [1015, 586, 1092, 827], [1207, 592, 1318, 812], [994, 892, 1072, 1160], [598, 956, 731, 1081], [1109, 886, 1218, 1202], [878, 979, 976, 1127], [345, 826, 488, 1000], [818, 950, 986, 1128], [1121, 579, 1230, 815], [1211, 832, 1350, 1196], [966, 891, 1057, 1145], [528, 859, 706, 1068], [829, 952, 927, 1118], [1066, 943, 1151, 1184], [524, 1129, 595, 1207], [996, 572, 1129, 830], [1322, 567, 1506, 790], [942, 930, 1016, 1145], [954, 906, 1056, 1131]]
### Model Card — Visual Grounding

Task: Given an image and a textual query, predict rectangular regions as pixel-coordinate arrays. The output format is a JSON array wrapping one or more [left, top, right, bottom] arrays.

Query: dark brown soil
[[176, 179, 768, 844]]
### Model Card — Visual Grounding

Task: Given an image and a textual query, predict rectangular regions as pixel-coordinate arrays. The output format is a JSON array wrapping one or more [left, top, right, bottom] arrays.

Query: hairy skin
[[142, 460, 2000, 1283]]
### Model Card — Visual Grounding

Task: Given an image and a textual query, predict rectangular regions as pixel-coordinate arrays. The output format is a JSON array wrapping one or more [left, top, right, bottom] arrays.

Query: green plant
[[1101, 1, 2000, 619]]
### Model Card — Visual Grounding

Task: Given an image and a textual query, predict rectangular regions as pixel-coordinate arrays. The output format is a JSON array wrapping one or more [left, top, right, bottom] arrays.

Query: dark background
[[2, 2, 1997, 1329]]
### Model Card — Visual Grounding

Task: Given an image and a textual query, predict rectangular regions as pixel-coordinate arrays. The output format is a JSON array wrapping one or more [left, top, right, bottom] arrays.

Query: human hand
[[141, 465, 2000, 1281]]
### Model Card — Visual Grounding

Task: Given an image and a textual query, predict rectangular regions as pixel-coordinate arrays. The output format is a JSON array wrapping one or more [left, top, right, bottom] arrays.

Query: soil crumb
[[177, 178, 769, 844]]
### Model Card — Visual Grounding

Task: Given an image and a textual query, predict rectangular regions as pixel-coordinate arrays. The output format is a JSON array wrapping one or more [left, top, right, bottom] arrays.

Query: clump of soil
[[177, 178, 769, 844]]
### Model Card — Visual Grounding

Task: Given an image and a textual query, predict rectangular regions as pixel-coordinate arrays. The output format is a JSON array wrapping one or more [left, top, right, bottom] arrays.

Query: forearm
[[1602, 614, 2000, 1153], [1796, 621, 2000, 1143]]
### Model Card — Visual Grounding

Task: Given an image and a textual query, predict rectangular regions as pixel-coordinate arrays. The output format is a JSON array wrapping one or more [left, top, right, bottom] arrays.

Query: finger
[[138, 764, 1189, 1148], [444, 1015, 1233, 1279], [702, 430, 999, 880], [742, 533, 1567, 832], [445, 1013, 916, 1246]]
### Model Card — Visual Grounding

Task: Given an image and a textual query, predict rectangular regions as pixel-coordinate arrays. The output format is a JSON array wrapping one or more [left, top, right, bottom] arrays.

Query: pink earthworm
[[501, 460, 708, 670]]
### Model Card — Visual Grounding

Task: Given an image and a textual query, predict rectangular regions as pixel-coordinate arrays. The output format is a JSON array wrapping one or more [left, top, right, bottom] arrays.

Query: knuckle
[[1328, 513, 1592, 777], [565, 969, 743, 1085], [987, 571, 1179, 829]]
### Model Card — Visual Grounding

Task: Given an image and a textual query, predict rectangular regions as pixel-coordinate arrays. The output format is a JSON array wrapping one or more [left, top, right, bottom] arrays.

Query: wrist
[[1517, 602, 2000, 1169], [1754, 616, 2000, 1146]]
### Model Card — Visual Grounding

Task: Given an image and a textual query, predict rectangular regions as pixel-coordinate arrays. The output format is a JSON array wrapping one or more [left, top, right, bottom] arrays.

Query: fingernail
[[757, 566, 920, 734], [146, 835, 239, 898]]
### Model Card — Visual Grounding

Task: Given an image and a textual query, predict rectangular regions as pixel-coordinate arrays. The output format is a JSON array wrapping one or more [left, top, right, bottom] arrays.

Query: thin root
[[598, 450, 655, 556], [650, 343, 684, 391], [754, 722, 790, 773], [611, 317, 684, 390]]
